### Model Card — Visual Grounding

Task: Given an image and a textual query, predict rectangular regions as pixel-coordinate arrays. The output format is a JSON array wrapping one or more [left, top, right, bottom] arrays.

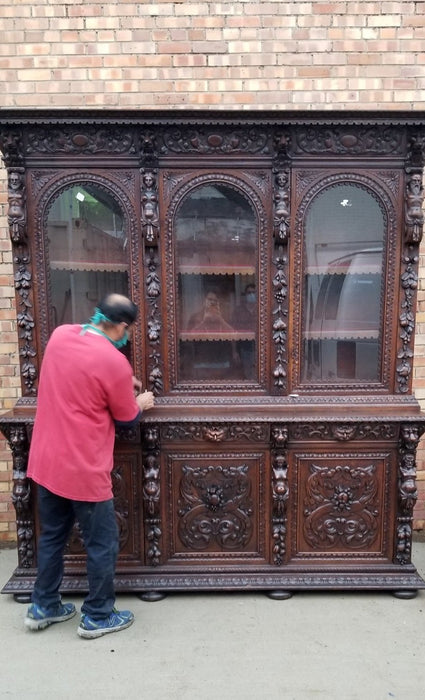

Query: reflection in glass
[[175, 183, 257, 383], [46, 184, 128, 326], [302, 183, 385, 384]]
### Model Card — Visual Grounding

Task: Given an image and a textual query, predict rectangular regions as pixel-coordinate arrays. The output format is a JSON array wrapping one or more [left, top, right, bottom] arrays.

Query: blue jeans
[[32, 485, 119, 619]]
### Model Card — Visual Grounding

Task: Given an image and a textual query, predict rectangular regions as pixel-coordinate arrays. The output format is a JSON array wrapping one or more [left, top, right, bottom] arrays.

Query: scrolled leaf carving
[[160, 127, 271, 155], [294, 126, 403, 155], [303, 463, 379, 550], [178, 464, 253, 551]]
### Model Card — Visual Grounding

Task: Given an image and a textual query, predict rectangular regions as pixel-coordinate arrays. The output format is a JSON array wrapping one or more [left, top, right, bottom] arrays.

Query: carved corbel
[[404, 171, 424, 244], [272, 169, 290, 244], [272, 132, 291, 244], [7, 168, 27, 244], [140, 168, 159, 245]]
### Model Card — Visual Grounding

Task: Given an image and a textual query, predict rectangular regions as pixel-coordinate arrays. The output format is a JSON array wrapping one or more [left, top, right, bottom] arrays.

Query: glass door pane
[[46, 184, 129, 326], [175, 183, 257, 384], [301, 183, 385, 384]]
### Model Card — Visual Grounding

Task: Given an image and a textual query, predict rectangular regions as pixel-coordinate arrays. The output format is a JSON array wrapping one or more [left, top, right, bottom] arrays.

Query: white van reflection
[[305, 248, 382, 382]]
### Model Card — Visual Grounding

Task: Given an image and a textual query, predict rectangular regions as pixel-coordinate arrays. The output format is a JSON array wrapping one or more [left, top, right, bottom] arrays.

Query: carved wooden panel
[[291, 451, 393, 559], [164, 451, 268, 563]]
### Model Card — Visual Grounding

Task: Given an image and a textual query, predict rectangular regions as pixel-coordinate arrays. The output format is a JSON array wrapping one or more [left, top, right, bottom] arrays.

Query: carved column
[[0, 130, 38, 396], [140, 423, 163, 601], [1, 423, 35, 571], [397, 135, 425, 392], [271, 424, 289, 566], [396, 423, 424, 566], [139, 132, 163, 396], [271, 132, 291, 392]]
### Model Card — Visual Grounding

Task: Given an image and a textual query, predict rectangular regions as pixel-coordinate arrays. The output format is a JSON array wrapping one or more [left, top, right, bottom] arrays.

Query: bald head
[[97, 294, 138, 325]]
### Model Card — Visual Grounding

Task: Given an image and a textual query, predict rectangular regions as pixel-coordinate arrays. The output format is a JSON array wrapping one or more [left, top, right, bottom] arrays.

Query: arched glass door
[[301, 182, 386, 384], [46, 183, 129, 327], [174, 183, 258, 384]]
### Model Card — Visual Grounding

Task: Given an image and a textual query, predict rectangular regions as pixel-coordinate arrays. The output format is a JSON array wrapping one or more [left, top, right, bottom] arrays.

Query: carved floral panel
[[293, 452, 391, 557], [166, 452, 267, 562]]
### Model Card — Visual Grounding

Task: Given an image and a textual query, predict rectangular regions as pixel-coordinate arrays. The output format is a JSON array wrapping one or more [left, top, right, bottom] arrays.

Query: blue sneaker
[[77, 608, 134, 639], [24, 602, 76, 631]]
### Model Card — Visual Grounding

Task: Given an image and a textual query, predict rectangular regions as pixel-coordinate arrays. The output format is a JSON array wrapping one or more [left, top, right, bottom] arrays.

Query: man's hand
[[136, 390, 155, 412]]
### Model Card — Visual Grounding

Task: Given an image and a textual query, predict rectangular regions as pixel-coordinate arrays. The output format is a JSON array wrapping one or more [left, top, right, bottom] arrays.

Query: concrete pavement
[[1, 543, 425, 699]]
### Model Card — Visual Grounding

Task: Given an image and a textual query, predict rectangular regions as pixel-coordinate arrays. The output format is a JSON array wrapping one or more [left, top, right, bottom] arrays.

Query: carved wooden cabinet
[[1, 110, 425, 600]]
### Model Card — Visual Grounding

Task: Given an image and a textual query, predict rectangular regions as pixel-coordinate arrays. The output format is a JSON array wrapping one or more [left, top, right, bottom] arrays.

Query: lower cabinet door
[[289, 447, 396, 562], [161, 449, 270, 566]]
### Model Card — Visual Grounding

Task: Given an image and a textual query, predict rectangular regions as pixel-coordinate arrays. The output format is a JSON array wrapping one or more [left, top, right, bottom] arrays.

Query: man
[[231, 284, 257, 380], [187, 288, 234, 332], [24, 293, 155, 639]]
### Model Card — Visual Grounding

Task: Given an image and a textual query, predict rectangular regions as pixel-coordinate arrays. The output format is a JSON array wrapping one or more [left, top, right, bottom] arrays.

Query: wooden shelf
[[178, 265, 255, 275], [50, 261, 128, 272], [304, 329, 379, 340], [180, 330, 255, 341]]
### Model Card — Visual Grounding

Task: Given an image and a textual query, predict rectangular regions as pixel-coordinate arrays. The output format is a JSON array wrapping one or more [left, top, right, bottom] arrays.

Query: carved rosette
[[2, 423, 35, 568], [303, 463, 380, 550], [396, 423, 424, 564], [177, 463, 253, 551], [141, 425, 162, 566], [271, 425, 289, 565]]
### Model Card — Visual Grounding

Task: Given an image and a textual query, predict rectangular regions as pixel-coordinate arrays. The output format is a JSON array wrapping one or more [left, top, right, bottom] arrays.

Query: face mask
[[246, 292, 256, 303], [113, 331, 129, 349], [82, 308, 129, 349]]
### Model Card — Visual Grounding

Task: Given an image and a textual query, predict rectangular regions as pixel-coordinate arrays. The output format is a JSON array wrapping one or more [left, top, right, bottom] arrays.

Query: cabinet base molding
[[3, 565, 424, 599]]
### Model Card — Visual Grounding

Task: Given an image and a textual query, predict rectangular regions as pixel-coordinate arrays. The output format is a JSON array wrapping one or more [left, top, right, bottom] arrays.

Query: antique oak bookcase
[[1, 110, 425, 600]]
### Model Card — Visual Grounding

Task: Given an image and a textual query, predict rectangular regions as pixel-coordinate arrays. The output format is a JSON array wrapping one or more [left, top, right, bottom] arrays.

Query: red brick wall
[[1, 0, 425, 541]]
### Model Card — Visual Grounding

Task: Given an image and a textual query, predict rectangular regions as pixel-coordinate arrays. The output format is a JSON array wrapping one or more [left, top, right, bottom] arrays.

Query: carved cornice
[[1, 114, 424, 164], [1, 108, 425, 127]]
